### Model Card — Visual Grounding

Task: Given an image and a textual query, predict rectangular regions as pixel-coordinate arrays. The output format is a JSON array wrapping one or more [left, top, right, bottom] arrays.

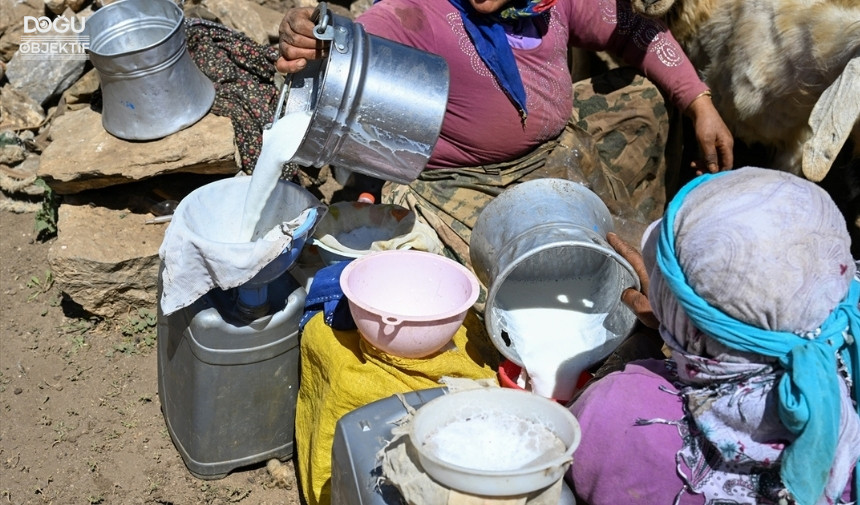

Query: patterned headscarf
[[646, 167, 860, 505], [448, 0, 557, 121], [499, 0, 557, 18]]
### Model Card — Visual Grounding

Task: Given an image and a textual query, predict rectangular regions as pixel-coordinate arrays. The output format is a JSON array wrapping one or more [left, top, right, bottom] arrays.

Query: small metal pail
[[278, 3, 450, 184], [469, 179, 640, 367], [84, 0, 215, 140]]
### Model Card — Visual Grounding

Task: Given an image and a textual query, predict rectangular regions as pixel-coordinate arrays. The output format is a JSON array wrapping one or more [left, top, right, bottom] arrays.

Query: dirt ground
[[0, 2, 372, 501], [0, 208, 305, 504]]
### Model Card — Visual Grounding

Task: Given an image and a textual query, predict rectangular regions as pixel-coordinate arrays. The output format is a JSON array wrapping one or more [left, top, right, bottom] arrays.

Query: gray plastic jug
[[157, 268, 305, 479], [331, 389, 578, 504]]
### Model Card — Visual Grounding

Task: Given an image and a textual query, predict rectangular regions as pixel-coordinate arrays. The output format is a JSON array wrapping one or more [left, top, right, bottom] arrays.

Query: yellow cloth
[[296, 310, 501, 505]]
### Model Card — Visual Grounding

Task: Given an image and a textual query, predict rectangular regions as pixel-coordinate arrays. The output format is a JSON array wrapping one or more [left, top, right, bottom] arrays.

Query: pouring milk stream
[[238, 110, 313, 242]]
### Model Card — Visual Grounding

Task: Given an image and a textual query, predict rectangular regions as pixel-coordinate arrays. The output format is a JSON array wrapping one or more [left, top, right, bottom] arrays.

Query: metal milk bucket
[[469, 178, 640, 367], [83, 0, 215, 140], [278, 2, 450, 184]]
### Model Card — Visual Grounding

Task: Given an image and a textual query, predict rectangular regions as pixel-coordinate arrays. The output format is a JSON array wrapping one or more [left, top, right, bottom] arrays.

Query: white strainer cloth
[[158, 176, 325, 316]]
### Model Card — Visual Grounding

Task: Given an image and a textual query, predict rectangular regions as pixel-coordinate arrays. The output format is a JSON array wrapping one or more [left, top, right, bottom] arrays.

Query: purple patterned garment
[[569, 168, 860, 505]]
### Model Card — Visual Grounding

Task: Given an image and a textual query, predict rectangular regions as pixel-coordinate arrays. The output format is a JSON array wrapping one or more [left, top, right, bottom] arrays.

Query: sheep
[[629, 0, 860, 183]]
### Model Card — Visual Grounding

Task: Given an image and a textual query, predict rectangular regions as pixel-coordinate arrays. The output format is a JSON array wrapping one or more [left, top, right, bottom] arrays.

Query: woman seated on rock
[[277, 0, 734, 267], [571, 167, 860, 505]]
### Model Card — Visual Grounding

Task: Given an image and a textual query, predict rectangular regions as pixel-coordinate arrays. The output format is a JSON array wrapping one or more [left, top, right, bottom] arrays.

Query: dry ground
[[0, 209, 305, 504]]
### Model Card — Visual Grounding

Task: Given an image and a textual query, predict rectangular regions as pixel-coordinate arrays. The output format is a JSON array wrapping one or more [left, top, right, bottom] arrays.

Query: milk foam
[[423, 410, 566, 471]]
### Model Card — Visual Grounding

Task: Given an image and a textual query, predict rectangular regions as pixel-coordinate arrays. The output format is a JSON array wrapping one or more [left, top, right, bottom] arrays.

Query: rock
[[0, 138, 26, 166], [0, 0, 42, 62], [349, 0, 372, 17], [0, 84, 48, 130], [5, 8, 89, 106], [45, 0, 66, 15], [0, 130, 44, 213], [58, 68, 99, 112], [198, 0, 272, 45], [38, 107, 238, 194], [67, 0, 88, 12], [185, 0, 285, 43], [0, 144, 26, 165], [48, 203, 165, 318], [45, 0, 88, 15], [248, 2, 288, 44], [18, 130, 35, 143]]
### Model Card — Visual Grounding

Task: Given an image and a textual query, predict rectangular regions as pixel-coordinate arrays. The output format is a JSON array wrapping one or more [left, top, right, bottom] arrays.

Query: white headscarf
[[641, 167, 860, 504]]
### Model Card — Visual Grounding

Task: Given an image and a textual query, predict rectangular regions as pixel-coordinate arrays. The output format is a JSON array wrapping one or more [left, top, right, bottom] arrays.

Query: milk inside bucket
[[470, 179, 640, 403], [274, 2, 450, 185], [83, 0, 215, 140]]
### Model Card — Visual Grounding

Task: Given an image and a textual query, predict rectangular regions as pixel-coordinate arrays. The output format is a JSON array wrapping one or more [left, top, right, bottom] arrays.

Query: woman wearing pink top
[[277, 0, 733, 270]]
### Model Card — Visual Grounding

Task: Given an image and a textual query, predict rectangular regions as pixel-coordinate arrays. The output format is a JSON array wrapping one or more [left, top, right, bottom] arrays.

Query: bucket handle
[[382, 316, 403, 337], [311, 3, 334, 41], [271, 74, 293, 127], [313, 2, 351, 54], [270, 1, 335, 127]]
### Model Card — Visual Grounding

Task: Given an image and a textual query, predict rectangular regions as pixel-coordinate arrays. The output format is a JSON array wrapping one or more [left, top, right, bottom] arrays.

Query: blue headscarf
[[656, 171, 860, 505], [447, 0, 556, 122]]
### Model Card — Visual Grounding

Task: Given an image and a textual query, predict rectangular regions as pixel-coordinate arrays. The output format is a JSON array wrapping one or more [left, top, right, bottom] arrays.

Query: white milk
[[495, 278, 616, 402], [238, 111, 313, 242], [422, 410, 566, 471]]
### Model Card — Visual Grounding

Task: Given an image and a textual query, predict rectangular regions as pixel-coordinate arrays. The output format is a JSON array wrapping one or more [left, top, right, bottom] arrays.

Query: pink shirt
[[357, 0, 708, 169]]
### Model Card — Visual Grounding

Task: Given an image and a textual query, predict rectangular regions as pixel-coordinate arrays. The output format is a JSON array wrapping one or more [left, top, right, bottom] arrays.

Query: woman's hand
[[607, 232, 660, 330], [276, 7, 328, 74], [685, 92, 734, 174]]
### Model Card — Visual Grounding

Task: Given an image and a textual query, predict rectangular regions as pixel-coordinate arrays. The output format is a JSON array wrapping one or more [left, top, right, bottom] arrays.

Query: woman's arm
[[565, 0, 733, 171], [685, 91, 734, 173], [607, 232, 660, 330]]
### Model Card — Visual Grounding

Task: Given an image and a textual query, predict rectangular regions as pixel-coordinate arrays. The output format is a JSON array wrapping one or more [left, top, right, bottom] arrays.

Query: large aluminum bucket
[[279, 3, 450, 184], [470, 179, 640, 368], [84, 0, 215, 140]]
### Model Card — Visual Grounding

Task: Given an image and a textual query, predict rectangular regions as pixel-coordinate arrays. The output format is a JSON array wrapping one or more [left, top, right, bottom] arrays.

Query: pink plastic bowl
[[339, 250, 480, 358]]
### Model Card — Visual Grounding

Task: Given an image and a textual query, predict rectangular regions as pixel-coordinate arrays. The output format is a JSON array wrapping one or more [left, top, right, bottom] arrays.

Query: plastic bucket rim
[[310, 202, 412, 257], [310, 237, 365, 259], [408, 388, 581, 479], [172, 178, 320, 246], [340, 250, 480, 322]]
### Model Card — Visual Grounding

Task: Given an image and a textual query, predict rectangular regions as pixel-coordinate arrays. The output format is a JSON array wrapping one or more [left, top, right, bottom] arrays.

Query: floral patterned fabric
[[185, 18, 282, 175], [644, 168, 860, 505], [571, 168, 860, 505], [499, 0, 558, 19]]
